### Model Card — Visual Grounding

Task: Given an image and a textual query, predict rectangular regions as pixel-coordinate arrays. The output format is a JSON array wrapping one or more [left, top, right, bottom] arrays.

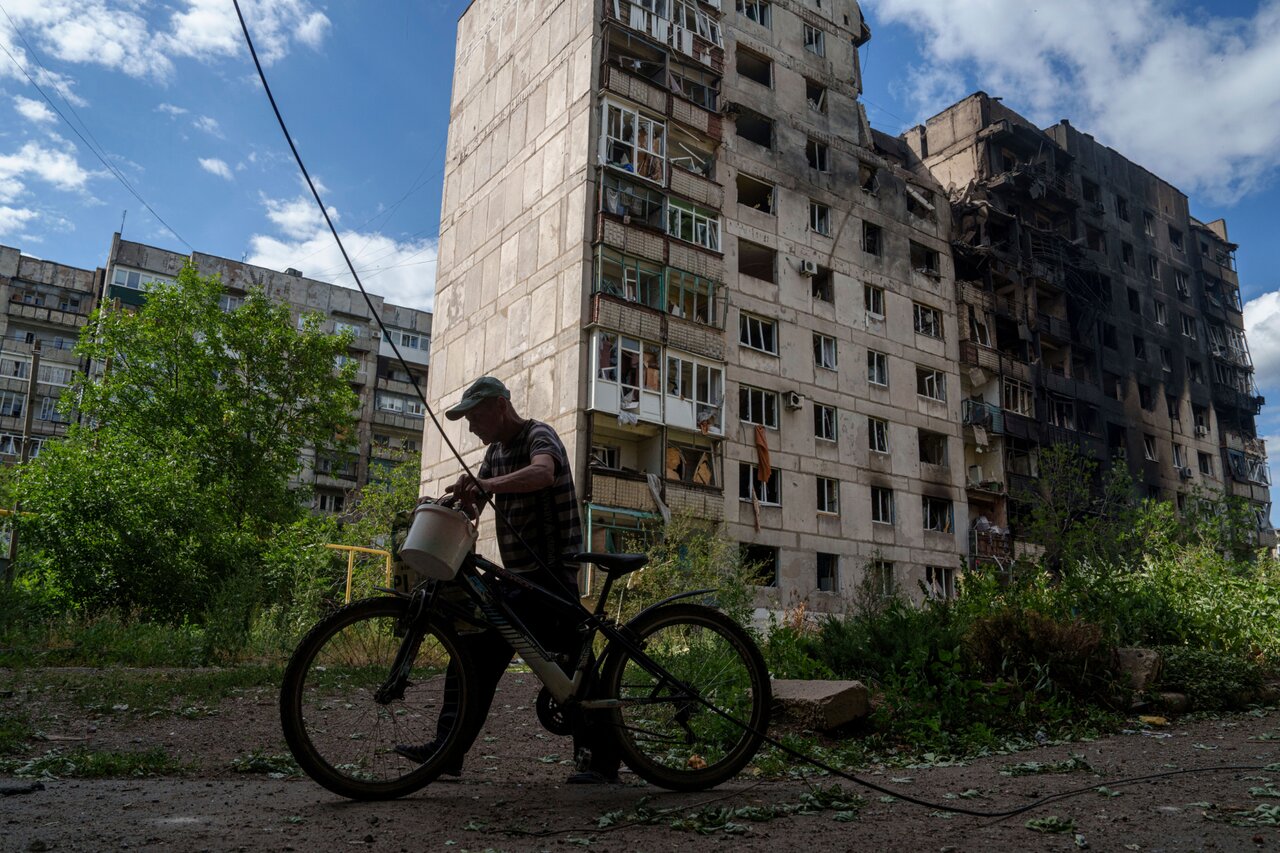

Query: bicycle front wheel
[[600, 603, 770, 791], [280, 596, 472, 800]]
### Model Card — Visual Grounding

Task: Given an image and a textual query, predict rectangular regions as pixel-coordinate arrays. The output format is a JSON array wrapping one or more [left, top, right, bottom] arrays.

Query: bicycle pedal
[[574, 747, 592, 772]]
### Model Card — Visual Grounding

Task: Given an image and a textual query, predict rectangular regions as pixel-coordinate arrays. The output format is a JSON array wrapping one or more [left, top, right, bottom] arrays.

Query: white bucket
[[399, 503, 477, 580]]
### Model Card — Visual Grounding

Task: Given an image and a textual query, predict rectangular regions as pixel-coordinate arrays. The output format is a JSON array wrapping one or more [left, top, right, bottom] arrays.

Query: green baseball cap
[[445, 376, 511, 420]]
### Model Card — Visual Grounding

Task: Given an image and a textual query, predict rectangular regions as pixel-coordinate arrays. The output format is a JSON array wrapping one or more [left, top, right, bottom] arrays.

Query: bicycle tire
[[599, 602, 770, 791], [280, 596, 473, 800]]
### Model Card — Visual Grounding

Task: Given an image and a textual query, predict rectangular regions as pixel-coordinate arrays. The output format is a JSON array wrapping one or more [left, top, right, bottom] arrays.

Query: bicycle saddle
[[569, 552, 648, 576]]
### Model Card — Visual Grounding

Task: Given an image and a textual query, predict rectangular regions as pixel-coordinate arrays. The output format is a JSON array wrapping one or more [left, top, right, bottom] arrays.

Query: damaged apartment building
[[425, 0, 966, 608], [902, 92, 1273, 558]]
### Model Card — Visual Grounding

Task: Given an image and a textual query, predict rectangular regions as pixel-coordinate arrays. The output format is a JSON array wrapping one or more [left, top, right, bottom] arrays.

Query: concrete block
[[771, 679, 869, 731], [1115, 647, 1162, 693]]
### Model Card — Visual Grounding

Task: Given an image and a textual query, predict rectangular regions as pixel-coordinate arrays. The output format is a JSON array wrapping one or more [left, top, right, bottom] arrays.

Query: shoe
[[393, 741, 462, 776], [565, 770, 620, 785]]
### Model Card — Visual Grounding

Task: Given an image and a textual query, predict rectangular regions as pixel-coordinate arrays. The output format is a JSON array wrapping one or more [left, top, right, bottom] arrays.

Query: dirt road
[[3, 669, 1279, 852]]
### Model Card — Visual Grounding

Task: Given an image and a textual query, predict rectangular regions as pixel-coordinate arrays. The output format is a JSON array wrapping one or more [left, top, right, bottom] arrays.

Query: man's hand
[[444, 472, 487, 512]]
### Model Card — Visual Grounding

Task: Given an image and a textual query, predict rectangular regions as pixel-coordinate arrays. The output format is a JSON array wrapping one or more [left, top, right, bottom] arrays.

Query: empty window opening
[[739, 312, 778, 354], [738, 239, 776, 283], [734, 108, 773, 148], [863, 222, 882, 256], [805, 78, 827, 113], [814, 403, 837, 441], [736, 173, 774, 213], [803, 23, 825, 55], [736, 46, 772, 87], [736, 0, 771, 28], [806, 137, 829, 171], [910, 241, 939, 274], [809, 200, 831, 235], [919, 430, 948, 466], [810, 266, 833, 302], [816, 553, 839, 592]]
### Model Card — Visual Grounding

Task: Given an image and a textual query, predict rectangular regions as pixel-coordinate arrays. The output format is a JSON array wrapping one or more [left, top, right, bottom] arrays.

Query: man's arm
[[478, 453, 554, 495]]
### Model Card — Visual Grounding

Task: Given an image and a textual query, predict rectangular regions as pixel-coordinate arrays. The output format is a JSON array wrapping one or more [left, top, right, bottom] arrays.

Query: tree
[[14, 263, 361, 620]]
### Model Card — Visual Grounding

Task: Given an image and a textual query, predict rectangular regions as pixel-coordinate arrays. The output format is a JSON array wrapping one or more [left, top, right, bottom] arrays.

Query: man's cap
[[445, 376, 511, 420]]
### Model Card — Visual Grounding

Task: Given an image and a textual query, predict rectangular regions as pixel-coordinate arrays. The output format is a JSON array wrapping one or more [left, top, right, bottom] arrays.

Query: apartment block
[[0, 247, 100, 463], [902, 92, 1272, 556], [104, 235, 433, 513], [425, 0, 967, 606]]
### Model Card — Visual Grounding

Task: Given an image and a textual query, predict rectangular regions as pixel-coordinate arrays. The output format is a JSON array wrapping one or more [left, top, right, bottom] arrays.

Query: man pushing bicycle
[[394, 375, 622, 784]]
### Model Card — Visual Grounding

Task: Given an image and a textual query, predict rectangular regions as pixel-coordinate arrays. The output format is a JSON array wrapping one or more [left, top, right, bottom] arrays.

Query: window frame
[[870, 485, 894, 525], [816, 476, 840, 514], [739, 461, 781, 505], [912, 302, 943, 338], [738, 384, 779, 428], [738, 311, 778, 354], [813, 332, 838, 370], [922, 495, 954, 533], [916, 366, 947, 402], [814, 402, 837, 442], [867, 416, 889, 454], [866, 349, 889, 387]]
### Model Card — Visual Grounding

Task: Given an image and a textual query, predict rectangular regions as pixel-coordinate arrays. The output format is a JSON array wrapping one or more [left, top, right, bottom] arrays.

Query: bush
[[1154, 645, 1266, 712]]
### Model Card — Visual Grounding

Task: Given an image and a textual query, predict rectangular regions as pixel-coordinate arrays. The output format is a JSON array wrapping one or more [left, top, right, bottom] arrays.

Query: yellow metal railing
[[325, 544, 393, 603]]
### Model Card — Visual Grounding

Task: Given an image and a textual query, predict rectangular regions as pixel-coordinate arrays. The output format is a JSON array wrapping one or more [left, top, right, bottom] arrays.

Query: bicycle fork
[[373, 584, 437, 705]]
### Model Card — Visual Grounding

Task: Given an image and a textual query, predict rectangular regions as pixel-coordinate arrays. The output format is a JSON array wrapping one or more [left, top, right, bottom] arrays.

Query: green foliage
[[9, 263, 359, 637], [611, 512, 758, 625], [1154, 645, 1265, 711], [0, 746, 182, 778]]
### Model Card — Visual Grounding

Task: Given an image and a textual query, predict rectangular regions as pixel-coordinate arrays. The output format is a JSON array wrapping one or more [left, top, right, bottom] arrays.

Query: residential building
[[0, 246, 101, 464], [902, 92, 1273, 556], [424, 0, 967, 607], [102, 235, 433, 512]]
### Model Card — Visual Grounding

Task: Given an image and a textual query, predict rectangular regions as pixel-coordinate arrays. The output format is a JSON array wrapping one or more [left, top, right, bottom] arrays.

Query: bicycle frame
[[395, 551, 713, 712]]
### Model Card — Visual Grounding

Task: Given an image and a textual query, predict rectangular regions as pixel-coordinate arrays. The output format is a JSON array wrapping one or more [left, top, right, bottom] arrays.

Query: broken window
[[668, 125, 716, 178], [736, 0, 771, 28], [669, 61, 720, 111], [1174, 270, 1190, 296], [667, 199, 721, 250], [814, 403, 837, 441], [1100, 322, 1117, 349], [816, 476, 840, 514], [1132, 335, 1146, 360], [1121, 241, 1135, 268], [864, 283, 885, 318], [1115, 195, 1129, 221], [862, 222, 882, 256], [867, 416, 889, 453], [734, 108, 773, 148], [671, 0, 722, 47], [1127, 287, 1140, 313], [1180, 313, 1197, 339], [1003, 379, 1033, 416], [817, 553, 839, 592], [810, 266, 833, 302], [736, 173, 774, 213], [922, 496, 953, 533], [809, 200, 831, 235], [1187, 359, 1204, 383], [739, 383, 779, 425], [858, 161, 880, 194], [738, 239, 776, 283], [913, 302, 942, 338], [1148, 255, 1160, 280], [1143, 211, 1155, 237], [1081, 178, 1101, 207], [595, 246, 663, 309], [805, 78, 827, 113], [600, 172, 666, 228], [918, 430, 948, 466], [590, 443, 621, 469], [739, 312, 778, 354], [806, 137, 829, 171], [802, 23, 825, 56], [813, 333, 837, 370], [1154, 301, 1167, 325], [916, 366, 946, 401], [666, 267, 719, 326], [601, 100, 665, 184], [1085, 225, 1105, 253], [665, 437, 720, 486], [1143, 434, 1158, 462], [1168, 226, 1184, 252], [910, 241, 940, 275], [1138, 383, 1154, 410], [1160, 346, 1172, 371], [969, 308, 992, 346], [736, 45, 772, 87], [1048, 395, 1075, 430]]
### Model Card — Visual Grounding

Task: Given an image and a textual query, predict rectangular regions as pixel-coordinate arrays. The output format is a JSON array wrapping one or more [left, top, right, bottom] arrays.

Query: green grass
[[0, 709, 33, 754], [0, 614, 212, 668], [229, 749, 301, 776], [0, 746, 183, 778], [20, 666, 281, 718]]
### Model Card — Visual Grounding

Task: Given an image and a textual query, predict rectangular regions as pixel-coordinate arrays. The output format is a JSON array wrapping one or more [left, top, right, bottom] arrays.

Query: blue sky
[[0, 0, 1274, 517]]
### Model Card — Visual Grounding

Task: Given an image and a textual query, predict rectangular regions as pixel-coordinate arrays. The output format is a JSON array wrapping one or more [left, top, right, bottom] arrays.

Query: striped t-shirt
[[479, 419, 582, 586]]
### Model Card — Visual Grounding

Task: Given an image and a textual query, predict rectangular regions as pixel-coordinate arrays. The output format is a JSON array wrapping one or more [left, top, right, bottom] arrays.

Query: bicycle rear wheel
[[280, 596, 472, 800], [599, 603, 770, 791]]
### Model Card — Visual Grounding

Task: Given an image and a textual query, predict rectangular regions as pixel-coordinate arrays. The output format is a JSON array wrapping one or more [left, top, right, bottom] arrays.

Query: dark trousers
[[434, 572, 620, 776]]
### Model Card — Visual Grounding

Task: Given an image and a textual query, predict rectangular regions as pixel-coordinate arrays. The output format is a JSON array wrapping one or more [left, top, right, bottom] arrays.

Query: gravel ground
[[2, 668, 1279, 852]]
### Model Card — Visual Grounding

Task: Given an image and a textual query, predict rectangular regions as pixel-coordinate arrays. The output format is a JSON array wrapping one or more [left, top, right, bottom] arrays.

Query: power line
[[0, 3, 192, 251]]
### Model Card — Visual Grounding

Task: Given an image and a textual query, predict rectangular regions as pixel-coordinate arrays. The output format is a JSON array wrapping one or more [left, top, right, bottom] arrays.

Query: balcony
[[665, 480, 723, 518], [1037, 312, 1071, 342], [590, 469, 658, 514], [1007, 472, 1038, 498], [959, 341, 1031, 382], [969, 528, 1013, 562], [962, 399, 1006, 435], [7, 300, 92, 328], [603, 0, 724, 71], [602, 64, 668, 116], [590, 292, 724, 360], [957, 281, 994, 313]]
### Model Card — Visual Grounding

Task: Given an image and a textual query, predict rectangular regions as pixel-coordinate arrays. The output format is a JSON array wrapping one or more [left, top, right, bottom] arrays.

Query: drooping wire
[[0, 3, 192, 251], [231, 0, 584, 609]]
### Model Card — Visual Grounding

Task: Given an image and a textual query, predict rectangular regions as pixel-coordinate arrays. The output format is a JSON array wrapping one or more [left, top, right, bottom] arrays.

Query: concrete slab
[[771, 678, 869, 730]]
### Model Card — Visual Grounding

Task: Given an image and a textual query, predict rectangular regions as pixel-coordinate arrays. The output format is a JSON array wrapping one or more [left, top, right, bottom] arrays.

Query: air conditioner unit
[[1195, 425, 1208, 437], [1178, 466, 1194, 480], [784, 390, 804, 410], [798, 259, 818, 277]]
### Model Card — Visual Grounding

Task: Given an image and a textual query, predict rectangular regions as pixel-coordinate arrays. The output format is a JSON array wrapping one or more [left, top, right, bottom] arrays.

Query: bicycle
[[279, 500, 771, 801]]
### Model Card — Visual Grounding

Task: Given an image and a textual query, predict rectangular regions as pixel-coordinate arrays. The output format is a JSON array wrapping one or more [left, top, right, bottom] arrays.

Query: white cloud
[[864, 0, 1280, 203], [163, 0, 331, 66], [248, 194, 436, 312], [198, 157, 233, 180], [12, 95, 54, 124], [0, 140, 92, 194], [1245, 290, 1280, 394], [157, 103, 188, 116], [0, 205, 37, 234], [192, 115, 221, 136]]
